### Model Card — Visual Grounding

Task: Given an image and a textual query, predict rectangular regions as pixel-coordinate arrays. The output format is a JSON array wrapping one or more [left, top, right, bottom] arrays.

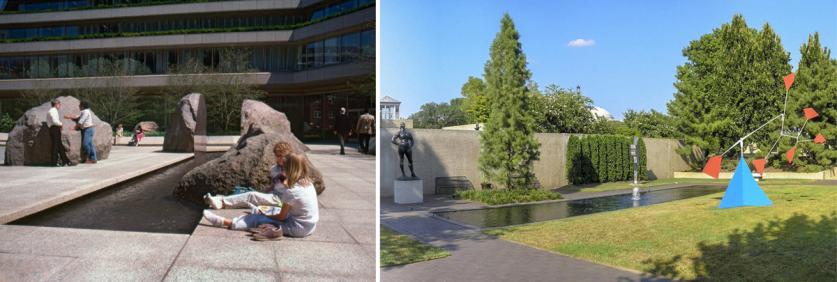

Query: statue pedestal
[[394, 178, 423, 204]]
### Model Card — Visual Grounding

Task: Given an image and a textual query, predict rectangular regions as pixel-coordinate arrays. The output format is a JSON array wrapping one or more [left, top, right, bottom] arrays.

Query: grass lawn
[[556, 178, 817, 194], [486, 184, 837, 281], [381, 226, 450, 267]]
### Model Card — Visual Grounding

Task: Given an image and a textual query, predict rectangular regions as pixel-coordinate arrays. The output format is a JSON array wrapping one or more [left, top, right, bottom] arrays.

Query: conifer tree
[[478, 13, 541, 189], [782, 33, 837, 170]]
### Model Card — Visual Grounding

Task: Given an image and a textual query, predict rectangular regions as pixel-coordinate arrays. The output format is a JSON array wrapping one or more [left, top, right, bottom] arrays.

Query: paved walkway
[[380, 196, 671, 282], [0, 146, 193, 223], [0, 144, 376, 281]]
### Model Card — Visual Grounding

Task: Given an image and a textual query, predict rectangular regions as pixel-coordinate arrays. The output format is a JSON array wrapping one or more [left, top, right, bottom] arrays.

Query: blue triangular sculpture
[[719, 157, 772, 208]]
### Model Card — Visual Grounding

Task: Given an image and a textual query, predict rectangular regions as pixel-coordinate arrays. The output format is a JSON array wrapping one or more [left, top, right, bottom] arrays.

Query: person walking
[[65, 101, 97, 164], [47, 99, 72, 166], [333, 107, 352, 155], [355, 109, 375, 154]]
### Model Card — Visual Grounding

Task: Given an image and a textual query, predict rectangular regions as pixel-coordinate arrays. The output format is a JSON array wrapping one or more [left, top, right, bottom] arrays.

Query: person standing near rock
[[65, 101, 97, 164], [355, 109, 375, 154], [333, 107, 352, 155], [47, 99, 72, 166]]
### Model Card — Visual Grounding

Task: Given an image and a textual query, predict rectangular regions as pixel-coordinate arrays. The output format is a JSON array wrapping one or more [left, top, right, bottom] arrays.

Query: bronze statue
[[392, 122, 417, 179]]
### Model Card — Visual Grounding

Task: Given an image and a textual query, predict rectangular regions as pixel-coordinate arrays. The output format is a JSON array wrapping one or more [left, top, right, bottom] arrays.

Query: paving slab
[[0, 142, 375, 281], [0, 225, 189, 281], [167, 145, 376, 280], [0, 146, 193, 223]]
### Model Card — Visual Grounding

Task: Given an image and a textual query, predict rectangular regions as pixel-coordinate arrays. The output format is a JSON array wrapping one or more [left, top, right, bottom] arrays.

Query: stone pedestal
[[394, 178, 423, 204]]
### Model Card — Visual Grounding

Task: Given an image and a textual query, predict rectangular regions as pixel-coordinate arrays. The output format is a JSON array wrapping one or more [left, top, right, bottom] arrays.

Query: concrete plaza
[[0, 144, 375, 281]]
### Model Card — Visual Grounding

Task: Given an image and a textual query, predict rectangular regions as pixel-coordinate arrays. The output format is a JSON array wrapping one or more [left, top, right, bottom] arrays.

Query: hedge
[[566, 135, 647, 185]]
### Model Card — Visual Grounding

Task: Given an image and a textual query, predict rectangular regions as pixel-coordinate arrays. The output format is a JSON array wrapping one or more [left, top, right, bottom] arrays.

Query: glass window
[[324, 37, 339, 65], [361, 29, 375, 58], [341, 32, 360, 62]]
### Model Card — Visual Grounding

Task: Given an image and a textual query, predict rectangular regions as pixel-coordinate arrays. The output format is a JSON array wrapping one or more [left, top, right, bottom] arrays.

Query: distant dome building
[[591, 106, 614, 121]]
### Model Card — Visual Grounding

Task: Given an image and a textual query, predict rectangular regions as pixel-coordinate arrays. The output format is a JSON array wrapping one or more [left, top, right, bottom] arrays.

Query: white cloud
[[567, 38, 595, 47]]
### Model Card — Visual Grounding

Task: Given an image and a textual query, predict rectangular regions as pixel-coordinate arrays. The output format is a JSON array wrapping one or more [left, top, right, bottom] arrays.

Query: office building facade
[[0, 0, 375, 140]]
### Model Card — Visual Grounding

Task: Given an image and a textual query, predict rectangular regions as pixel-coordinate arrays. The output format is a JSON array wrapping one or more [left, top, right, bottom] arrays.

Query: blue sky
[[381, 0, 837, 120]]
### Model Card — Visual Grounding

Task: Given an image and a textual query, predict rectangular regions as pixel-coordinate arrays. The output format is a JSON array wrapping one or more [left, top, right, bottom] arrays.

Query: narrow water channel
[[435, 185, 726, 228], [11, 152, 221, 234]]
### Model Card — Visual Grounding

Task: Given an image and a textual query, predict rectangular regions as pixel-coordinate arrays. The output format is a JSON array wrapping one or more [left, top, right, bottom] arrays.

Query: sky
[[380, 0, 837, 120]]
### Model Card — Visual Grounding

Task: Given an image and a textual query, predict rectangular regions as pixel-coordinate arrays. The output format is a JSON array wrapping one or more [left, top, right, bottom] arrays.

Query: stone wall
[[379, 129, 692, 197]]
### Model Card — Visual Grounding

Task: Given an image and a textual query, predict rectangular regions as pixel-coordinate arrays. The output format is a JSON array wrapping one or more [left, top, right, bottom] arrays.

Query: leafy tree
[[478, 14, 540, 189], [410, 98, 468, 129], [533, 84, 597, 133], [623, 109, 680, 138], [69, 57, 145, 127], [164, 48, 265, 133], [779, 32, 837, 171], [460, 76, 489, 124], [667, 14, 791, 162]]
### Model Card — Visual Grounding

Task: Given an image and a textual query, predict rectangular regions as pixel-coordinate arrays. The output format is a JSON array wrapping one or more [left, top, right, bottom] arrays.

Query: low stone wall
[[380, 129, 692, 197], [114, 135, 239, 146]]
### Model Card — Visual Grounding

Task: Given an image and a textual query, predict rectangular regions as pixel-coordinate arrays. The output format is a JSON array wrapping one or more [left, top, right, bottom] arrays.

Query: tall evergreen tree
[[478, 13, 541, 189], [667, 15, 791, 161], [780, 33, 837, 170]]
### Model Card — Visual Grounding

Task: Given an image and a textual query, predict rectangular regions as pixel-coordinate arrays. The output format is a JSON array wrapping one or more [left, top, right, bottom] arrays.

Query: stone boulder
[[163, 93, 206, 152], [174, 100, 325, 203], [4, 96, 112, 166]]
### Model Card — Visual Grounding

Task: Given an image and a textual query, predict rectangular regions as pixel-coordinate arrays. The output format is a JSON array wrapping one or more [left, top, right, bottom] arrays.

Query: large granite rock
[[163, 93, 206, 152], [174, 100, 325, 203], [4, 96, 112, 166]]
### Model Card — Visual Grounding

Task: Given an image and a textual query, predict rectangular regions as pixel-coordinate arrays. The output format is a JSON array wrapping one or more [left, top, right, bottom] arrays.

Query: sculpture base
[[394, 178, 423, 204]]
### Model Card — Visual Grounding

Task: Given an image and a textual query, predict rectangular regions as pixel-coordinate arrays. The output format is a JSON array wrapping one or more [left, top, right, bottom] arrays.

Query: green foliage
[[0, 113, 14, 132], [0, 3, 374, 43], [410, 98, 468, 129], [460, 76, 489, 124], [623, 109, 680, 138], [777, 32, 837, 171], [566, 135, 648, 185], [667, 14, 791, 160], [164, 48, 266, 133], [455, 188, 562, 205], [478, 14, 541, 189], [533, 84, 598, 133], [0, 0, 230, 15]]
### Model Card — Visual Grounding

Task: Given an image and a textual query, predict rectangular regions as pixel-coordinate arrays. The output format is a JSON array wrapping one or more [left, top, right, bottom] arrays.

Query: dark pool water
[[11, 152, 221, 234], [435, 185, 725, 228]]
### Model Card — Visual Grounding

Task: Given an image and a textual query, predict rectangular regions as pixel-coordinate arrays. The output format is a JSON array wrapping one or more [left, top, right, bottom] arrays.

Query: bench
[[435, 176, 474, 195]]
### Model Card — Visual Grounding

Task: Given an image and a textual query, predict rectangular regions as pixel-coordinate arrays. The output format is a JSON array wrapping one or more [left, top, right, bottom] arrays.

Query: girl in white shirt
[[203, 152, 319, 238]]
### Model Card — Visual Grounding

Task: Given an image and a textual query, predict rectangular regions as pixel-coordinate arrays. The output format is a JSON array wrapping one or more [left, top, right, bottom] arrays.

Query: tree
[[460, 76, 489, 124], [69, 57, 145, 127], [478, 14, 540, 189], [623, 109, 680, 138], [667, 14, 791, 161], [409, 98, 468, 129], [779, 32, 837, 171], [533, 84, 597, 133], [164, 48, 265, 133]]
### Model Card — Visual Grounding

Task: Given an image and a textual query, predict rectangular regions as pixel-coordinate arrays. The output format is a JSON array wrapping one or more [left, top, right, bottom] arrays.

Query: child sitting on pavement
[[203, 142, 292, 209], [202, 151, 320, 239]]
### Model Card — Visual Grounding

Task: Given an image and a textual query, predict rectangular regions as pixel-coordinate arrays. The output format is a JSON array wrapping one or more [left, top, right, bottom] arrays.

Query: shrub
[[455, 188, 562, 205], [0, 113, 14, 132], [566, 135, 648, 185]]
